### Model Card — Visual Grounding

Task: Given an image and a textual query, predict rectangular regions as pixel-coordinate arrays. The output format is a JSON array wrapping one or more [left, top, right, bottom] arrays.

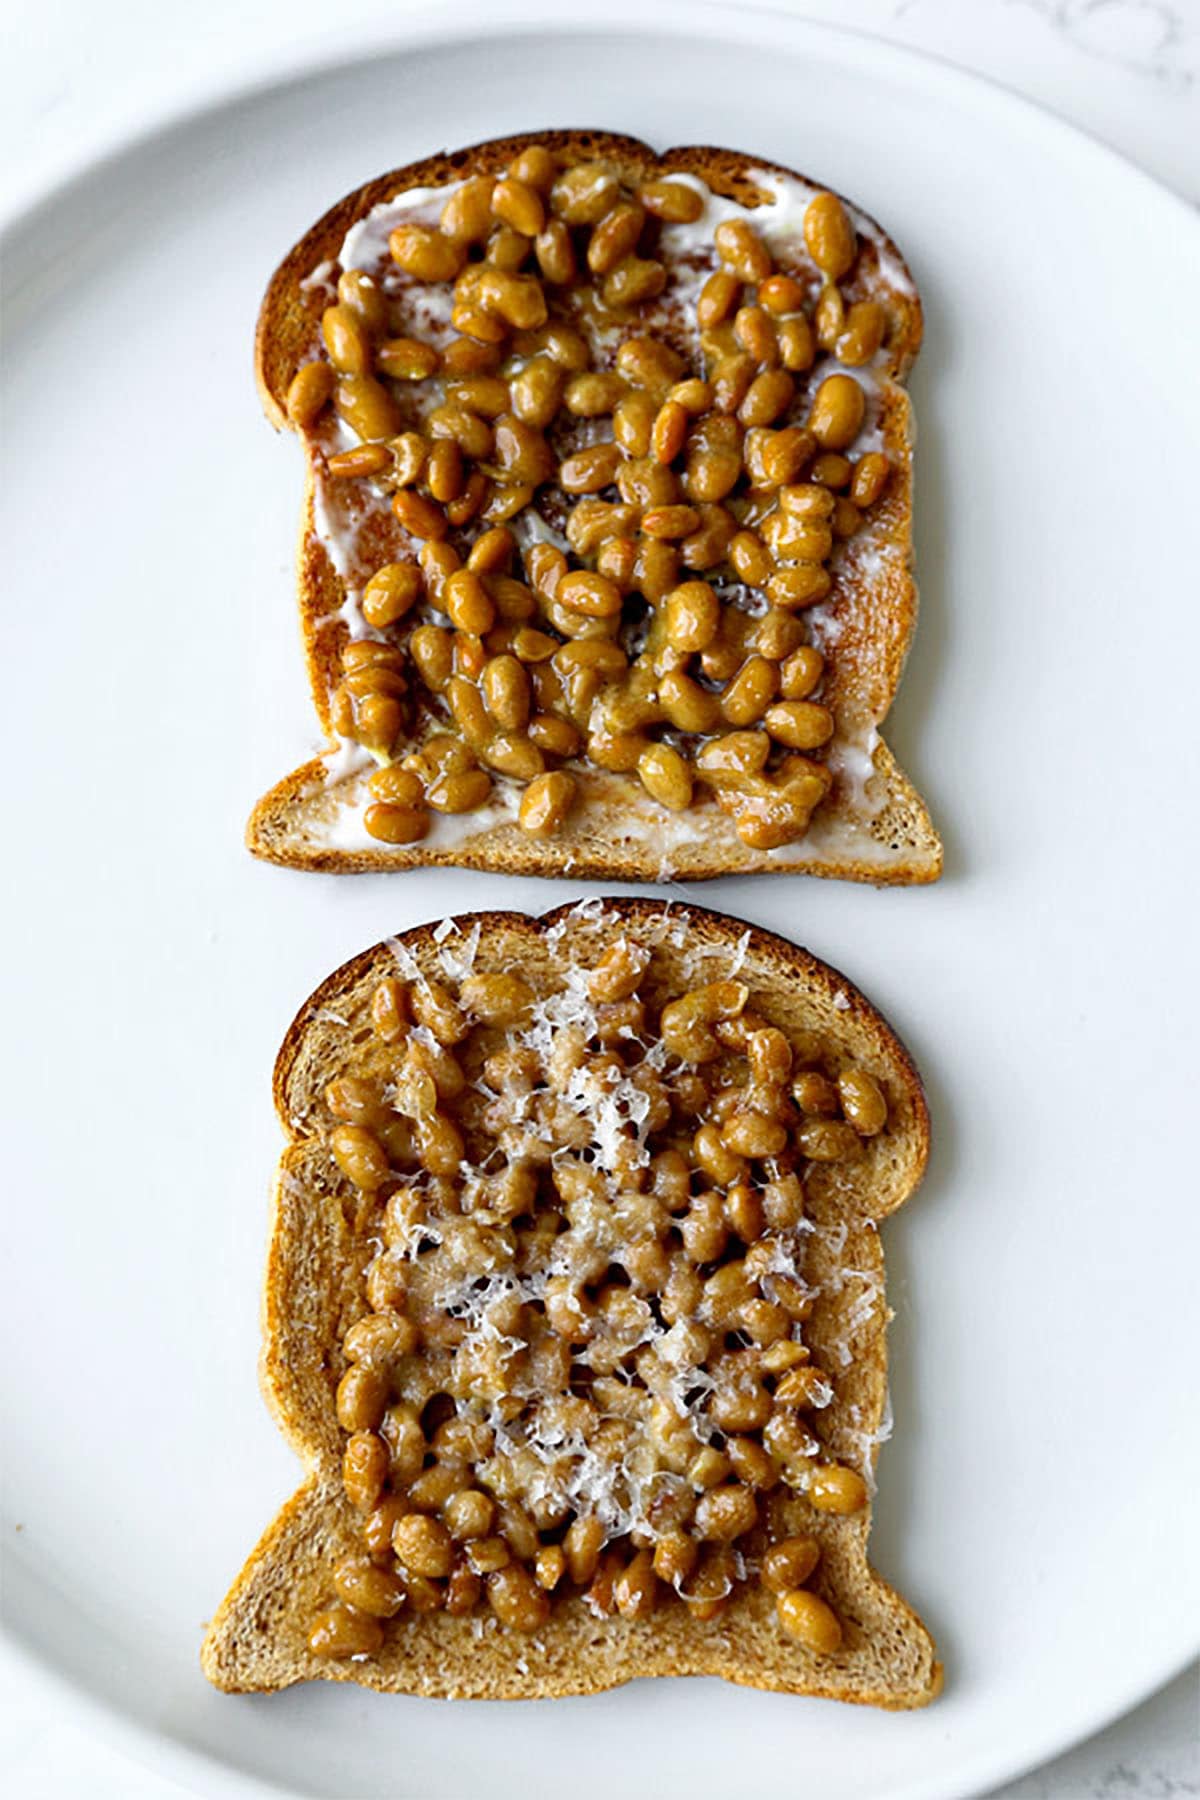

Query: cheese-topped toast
[[202, 900, 940, 1705]]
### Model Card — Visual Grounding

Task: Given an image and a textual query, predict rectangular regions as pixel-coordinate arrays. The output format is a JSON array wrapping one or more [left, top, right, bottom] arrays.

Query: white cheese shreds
[[728, 930, 752, 976], [351, 903, 892, 1573], [386, 935, 427, 987], [848, 1388, 894, 1492], [436, 919, 482, 982]]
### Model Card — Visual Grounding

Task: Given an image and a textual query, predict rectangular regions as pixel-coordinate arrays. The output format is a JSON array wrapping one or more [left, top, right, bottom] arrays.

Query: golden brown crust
[[202, 900, 939, 1704], [249, 130, 940, 884], [245, 735, 940, 884], [255, 132, 922, 422]]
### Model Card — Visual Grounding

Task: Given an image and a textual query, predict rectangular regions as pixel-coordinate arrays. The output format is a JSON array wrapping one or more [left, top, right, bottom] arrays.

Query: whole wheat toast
[[247, 131, 941, 884], [202, 899, 940, 1704]]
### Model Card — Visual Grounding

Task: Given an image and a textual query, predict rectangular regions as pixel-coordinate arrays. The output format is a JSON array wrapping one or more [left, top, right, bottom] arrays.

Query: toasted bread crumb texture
[[202, 900, 939, 1705], [248, 131, 940, 884]]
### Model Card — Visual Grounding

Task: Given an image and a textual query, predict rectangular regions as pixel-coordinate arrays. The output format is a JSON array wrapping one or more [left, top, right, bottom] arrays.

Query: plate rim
[[4, 0, 1200, 241], [3, 1613, 1197, 1800], [1, 5, 1197, 1797]]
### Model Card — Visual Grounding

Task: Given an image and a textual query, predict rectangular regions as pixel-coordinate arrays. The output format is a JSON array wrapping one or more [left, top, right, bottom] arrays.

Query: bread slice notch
[[247, 129, 941, 885], [202, 898, 940, 1705]]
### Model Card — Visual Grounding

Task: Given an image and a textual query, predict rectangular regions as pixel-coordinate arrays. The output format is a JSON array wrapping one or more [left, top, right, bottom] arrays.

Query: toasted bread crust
[[202, 900, 940, 1704], [245, 734, 939, 884], [248, 131, 941, 885]]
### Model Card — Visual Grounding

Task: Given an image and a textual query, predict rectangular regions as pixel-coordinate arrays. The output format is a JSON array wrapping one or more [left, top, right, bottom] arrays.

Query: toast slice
[[202, 899, 940, 1705], [248, 131, 941, 884]]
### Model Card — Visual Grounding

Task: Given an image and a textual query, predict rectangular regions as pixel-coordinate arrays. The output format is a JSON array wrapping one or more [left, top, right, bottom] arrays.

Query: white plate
[[2, 5, 1197, 1797]]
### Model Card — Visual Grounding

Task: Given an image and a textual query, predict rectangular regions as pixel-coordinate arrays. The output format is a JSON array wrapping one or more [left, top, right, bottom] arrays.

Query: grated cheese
[[727, 930, 752, 977], [437, 919, 482, 983], [348, 905, 889, 1584]]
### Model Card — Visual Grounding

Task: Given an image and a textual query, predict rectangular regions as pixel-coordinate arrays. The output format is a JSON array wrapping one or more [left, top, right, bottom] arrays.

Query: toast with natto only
[[247, 131, 941, 884]]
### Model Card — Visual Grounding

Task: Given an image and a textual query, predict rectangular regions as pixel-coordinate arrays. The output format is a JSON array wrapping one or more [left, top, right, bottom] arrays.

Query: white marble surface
[[1, 1, 1197, 1794], [3, 0, 1200, 205]]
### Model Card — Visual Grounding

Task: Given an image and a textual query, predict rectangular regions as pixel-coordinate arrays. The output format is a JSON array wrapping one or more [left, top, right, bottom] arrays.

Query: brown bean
[[776, 1587, 843, 1652], [286, 361, 334, 425], [308, 1606, 384, 1659], [392, 489, 449, 540], [389, 224, 466, 281], [803, 192, 856, 279], [535, 217, 576, 284], [714, 219, 772, 283], [334, 374, 402, 440], [602, 257, 666, 308], [587, 201, 646, 274], [321, 304, 371, 376], [639, 179, 704, 223], [809, 374, 866, 450], [492, 176, 545, 238]]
